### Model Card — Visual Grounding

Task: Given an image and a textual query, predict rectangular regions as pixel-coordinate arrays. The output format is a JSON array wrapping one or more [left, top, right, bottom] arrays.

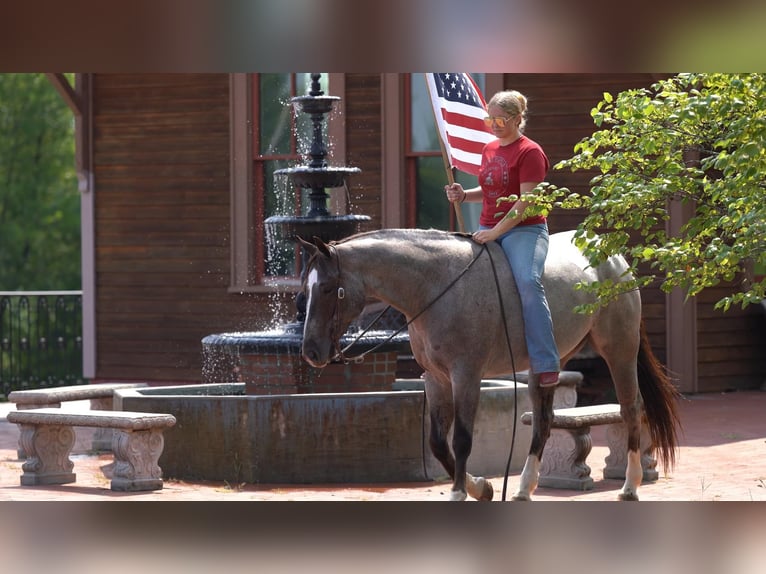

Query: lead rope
[[484, 245, 519, 502]]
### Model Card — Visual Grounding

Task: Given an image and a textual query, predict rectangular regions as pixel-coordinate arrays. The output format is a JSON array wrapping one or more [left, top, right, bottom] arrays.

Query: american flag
[[426, 73, 495, 175]]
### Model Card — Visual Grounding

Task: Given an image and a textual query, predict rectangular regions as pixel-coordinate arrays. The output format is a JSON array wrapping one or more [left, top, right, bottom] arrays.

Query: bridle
[[323, 240, 489, 364]]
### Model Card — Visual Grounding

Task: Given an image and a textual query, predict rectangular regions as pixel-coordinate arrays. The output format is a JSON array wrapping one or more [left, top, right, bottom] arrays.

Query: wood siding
[[93, 74, 284, 382], [345, 74, 384, 230], [696, 284, 766, 392]]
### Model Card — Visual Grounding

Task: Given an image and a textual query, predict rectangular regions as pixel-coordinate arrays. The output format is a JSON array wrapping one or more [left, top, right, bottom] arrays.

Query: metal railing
[[0, 291, 84, 396]]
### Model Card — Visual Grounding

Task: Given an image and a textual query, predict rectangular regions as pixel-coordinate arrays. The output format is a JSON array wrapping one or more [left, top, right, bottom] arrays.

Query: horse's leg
[[513, 377, 556, 501], [604, 358, 643, 501], [423, 372, 456, 482], [424, 370, 492, 501], [590, 325, 644, 501], [449, 372, 490, 502], [460, 385, 494, 502]]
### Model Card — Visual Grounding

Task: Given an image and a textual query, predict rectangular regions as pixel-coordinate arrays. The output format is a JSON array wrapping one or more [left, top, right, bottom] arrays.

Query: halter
[[328, 243, 349, 361], [327, 241, 489, 364]]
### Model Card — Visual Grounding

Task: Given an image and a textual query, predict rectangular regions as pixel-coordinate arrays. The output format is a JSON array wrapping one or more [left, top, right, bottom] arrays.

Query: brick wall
[[236, 351, 399, 395]]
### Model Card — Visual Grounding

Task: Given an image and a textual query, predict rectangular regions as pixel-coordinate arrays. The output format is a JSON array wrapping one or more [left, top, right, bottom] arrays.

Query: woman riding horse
[[445, 90, 559, 388]]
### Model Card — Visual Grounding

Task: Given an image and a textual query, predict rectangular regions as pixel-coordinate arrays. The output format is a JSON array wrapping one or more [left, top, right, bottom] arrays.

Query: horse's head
[[298, 236, 367, 368]]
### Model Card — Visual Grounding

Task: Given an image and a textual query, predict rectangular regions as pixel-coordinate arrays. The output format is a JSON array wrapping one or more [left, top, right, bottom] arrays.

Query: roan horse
[[299, 228, 681, 501]]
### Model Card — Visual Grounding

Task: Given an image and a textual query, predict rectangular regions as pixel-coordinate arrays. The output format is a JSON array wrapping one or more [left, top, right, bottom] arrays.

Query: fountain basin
[[114, 379, 532, 485], [291, 94, 338, 115], [272, 166, 361, 189], [264, 213, 369, 244], [202, 330, 411, 395]]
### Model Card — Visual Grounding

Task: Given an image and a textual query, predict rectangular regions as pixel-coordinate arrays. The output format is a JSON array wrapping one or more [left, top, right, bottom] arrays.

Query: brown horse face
[[299, 237, 366, 368]]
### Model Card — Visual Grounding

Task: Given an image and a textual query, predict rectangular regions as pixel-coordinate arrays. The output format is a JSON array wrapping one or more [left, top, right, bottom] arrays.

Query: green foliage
[[0, 74, 79, 290], [539, 73, 766, 312]]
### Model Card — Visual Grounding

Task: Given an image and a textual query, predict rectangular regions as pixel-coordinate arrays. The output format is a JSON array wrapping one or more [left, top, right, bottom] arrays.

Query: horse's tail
[[637, 320, 682, 471]]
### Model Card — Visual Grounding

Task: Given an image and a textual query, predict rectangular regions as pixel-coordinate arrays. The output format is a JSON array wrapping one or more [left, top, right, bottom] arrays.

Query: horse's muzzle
[[302, 341, 330, 368]]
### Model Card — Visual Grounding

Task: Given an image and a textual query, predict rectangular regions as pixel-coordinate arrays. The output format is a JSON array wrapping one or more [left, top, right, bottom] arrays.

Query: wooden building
[[51, 73, 765, 395]]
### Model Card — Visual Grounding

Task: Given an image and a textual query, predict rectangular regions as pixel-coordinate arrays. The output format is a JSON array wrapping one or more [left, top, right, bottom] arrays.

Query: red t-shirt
[[478, 135, 550, 228]]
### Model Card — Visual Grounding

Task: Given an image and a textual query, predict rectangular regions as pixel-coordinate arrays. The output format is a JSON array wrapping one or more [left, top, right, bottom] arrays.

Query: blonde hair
[[488, 90, 528, 132]]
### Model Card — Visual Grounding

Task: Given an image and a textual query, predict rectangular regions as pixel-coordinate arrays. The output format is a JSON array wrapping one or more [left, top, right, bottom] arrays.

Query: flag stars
[[433, 73, 484, 107], [427, 73, 493, 175]]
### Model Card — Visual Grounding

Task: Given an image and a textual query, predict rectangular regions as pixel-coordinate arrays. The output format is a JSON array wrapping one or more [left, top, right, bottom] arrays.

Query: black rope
[[484, 245, 519, 502], [336, 243, 488, 362], [344, 303, 393, 352]]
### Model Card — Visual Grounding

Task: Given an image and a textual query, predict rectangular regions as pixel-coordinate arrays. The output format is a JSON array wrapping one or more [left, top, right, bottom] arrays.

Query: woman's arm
[[472, 181, 540, 243]]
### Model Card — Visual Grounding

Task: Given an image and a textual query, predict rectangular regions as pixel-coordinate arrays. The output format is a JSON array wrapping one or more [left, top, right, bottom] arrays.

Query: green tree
[[533, 73, 765, 312], [0, 74, 79, 290]]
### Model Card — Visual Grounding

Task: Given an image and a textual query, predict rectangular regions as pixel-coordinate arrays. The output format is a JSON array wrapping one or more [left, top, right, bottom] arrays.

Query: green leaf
[[742, 142, 760, 157], [553, 72, 766, 312]]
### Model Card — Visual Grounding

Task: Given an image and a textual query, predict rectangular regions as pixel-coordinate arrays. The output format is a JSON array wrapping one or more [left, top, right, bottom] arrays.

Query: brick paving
[[0, 389, 764, 501]]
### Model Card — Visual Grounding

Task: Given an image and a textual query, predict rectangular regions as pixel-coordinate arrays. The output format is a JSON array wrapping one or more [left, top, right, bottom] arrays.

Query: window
[[404, 73, 487, 231], [254, 73, 324, 281], [230, 73, 334, 292]]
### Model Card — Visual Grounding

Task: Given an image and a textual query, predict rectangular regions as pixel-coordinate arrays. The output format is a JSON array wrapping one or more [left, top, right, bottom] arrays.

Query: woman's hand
[[471, 229, 496, 244], [444, 183, 465, 204]]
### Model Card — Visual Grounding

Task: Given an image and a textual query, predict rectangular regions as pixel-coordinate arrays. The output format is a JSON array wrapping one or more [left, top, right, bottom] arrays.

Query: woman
[[445, 90, 560, 386]]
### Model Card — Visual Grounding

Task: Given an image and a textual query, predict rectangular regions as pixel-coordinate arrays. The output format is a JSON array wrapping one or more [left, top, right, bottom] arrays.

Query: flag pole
[[436, 133, 466, 233], [425, 74, 466, 233]]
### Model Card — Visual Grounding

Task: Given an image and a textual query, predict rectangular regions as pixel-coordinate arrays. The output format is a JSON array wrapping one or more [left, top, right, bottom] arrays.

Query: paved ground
[[1, 390, 764, 574], [0, 388, 764, 501]]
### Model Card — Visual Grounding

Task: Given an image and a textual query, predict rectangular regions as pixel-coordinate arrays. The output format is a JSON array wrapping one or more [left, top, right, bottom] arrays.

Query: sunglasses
[[483, 115, 515, 128]]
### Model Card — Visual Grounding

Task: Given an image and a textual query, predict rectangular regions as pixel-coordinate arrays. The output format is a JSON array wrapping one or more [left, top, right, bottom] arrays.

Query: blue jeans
[[482, 223, 560, 374]]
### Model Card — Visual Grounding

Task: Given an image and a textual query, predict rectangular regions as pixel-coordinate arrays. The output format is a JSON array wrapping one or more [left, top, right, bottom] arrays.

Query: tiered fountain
[[201, 74, 409, 395], [115, 75, 531, 485]]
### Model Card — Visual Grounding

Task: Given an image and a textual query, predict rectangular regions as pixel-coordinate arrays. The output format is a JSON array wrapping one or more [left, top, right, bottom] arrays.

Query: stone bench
[[8, 382, 148, 453], [521, 404, 658, 490], [7, 408, 176, 492]]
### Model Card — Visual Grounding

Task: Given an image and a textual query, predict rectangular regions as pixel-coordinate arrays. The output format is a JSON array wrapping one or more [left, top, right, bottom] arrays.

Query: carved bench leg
[[604, 422, 658, 482], [16, 403, 62, 459], [89, 397, 114, 452], [538, 427, 595, 491], [16, 423, 76, 485], [110, 428, 166, 491]]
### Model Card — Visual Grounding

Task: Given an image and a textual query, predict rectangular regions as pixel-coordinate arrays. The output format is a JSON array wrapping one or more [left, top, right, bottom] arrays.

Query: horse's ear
[[295, 235, 317, 256], [312, 236, 332, 258]]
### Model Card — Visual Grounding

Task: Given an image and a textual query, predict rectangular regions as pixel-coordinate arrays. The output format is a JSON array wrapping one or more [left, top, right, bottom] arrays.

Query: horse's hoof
[[478, 480, 494, 501], [510, 493, 531, 501], [465, 474, 494, 501], [618, 492, 639, 501], [449, 490, 467, 502]]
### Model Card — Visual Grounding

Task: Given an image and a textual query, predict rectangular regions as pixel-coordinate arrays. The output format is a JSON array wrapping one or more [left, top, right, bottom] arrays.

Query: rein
[[484, 244, 520, 502], [329, 241, 488, 364]]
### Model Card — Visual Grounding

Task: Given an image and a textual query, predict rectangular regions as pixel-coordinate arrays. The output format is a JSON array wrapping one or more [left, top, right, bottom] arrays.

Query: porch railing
[[0, 291, 84, 396]]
